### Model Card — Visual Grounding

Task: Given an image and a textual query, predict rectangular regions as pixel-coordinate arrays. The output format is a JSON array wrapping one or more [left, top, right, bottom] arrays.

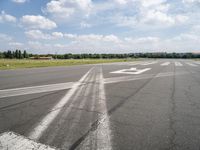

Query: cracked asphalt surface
[[1, 59, 200, 150]]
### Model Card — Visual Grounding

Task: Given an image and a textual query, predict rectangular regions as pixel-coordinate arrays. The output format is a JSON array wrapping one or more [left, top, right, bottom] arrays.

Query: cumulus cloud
[[137, 0, 188, 27], [45, 0, 92, 21], [25, 30, 53, 40], [64, 33, 121, 43], [52, 32, 64, 38], [21, 15, 57, 30], [1, 0, 199, 53], [0, 11, 16, 23], [9, 30, 200, 53], [40, 0, 189, 29], [25, 30, 73, 40], [125, 37, 160, 43], [140, 0, 166, 7], [90, 0, 188, 29], [114, 0, 128, 5], [23, 30, 162, 53], [25, 30, 121, 44]]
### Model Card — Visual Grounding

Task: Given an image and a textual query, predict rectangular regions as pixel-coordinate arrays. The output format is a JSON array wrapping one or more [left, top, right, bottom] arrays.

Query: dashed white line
[[140, 61, 157, 66], [175, 62, 183, 66], [186, 62, 198, 67], [28, 68, 93, 140], [161, 62, 170, 66]]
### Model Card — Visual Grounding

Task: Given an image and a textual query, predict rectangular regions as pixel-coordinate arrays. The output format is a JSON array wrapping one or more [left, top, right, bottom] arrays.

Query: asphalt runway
[[0, 59, 200, 150]]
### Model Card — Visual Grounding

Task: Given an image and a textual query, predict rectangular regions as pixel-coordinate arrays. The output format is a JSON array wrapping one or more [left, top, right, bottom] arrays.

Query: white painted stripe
[[124, 61, 143, 66], [186, 62, 198, 67], [78, 67, 112, 150], [0, 131, 56, 150], [140, 61, 157, 66], [161, 62, 170, 66], [104, 72, 188, 84], [96, 67, 112, 149], [28, 68, 93, 140], [47, 71, 94, 146], [0, 82, 75, 98], [111, 61, 143, 66], [175, 62, 183, 66]]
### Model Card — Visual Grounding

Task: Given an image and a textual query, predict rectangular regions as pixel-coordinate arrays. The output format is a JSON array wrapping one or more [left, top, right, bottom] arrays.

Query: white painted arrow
[[110, 67, 151, 75]]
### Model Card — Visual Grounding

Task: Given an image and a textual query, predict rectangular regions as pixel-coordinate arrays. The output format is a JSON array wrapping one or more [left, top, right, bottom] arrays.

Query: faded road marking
[[94, 67, 112, 150], [75, 67, 112, 150], [161, 62, 170, 66], [140, 61, 157, 66], [186, 62, 198, 67], [0, 131, 56, 150], [28, 68, 93, 140], [0, 82, 75, 98], [175, 62, 183, 66]]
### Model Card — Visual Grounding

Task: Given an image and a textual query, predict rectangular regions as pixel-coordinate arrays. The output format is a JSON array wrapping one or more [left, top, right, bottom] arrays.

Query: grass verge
[[0, 59, 139, 70]]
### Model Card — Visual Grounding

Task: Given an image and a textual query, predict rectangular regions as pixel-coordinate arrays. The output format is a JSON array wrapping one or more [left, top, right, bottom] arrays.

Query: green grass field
[[0, 59, 139, 70]]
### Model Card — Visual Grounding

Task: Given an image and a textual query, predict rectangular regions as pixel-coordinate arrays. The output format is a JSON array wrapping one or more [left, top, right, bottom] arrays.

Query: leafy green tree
[[23, 50, 28, 58]]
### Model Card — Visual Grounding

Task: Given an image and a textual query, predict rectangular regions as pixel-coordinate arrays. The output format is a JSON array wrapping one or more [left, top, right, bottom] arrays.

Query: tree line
[[0, 50, 200, 59], [0, 50, 29, 59]]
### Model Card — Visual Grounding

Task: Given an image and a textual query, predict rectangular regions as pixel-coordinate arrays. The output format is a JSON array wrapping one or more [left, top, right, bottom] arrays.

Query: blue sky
[[0, 0, 200, 54]]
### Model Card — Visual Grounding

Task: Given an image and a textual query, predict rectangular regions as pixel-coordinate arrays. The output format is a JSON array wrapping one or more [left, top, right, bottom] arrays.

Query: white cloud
[[45, 0, 92, 21], [26, 31, 105, 41], [2, 0, 199, 53], [142, 10, 175, 25], [12, 0, 28, 3], [52, 32, 64, 38], [23, 31, 163, 53], [0, 11, 16, 23], [98, 0, 188, 28], [25, 30, 67, 40], [114, 0, 128, 5], [8, 30, 200, 53], [21, 15, 57, 30], [182, 0, 200, 3], [125, 36, 160, 43], [64, 33, 121, 44], [138, 0, 188, 26], [25, 30, 53, 40], [141, 0, 166, 7], [64, 33, 77, 39], [42, 0, 189, 29], [104, 35, 121, 43]]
